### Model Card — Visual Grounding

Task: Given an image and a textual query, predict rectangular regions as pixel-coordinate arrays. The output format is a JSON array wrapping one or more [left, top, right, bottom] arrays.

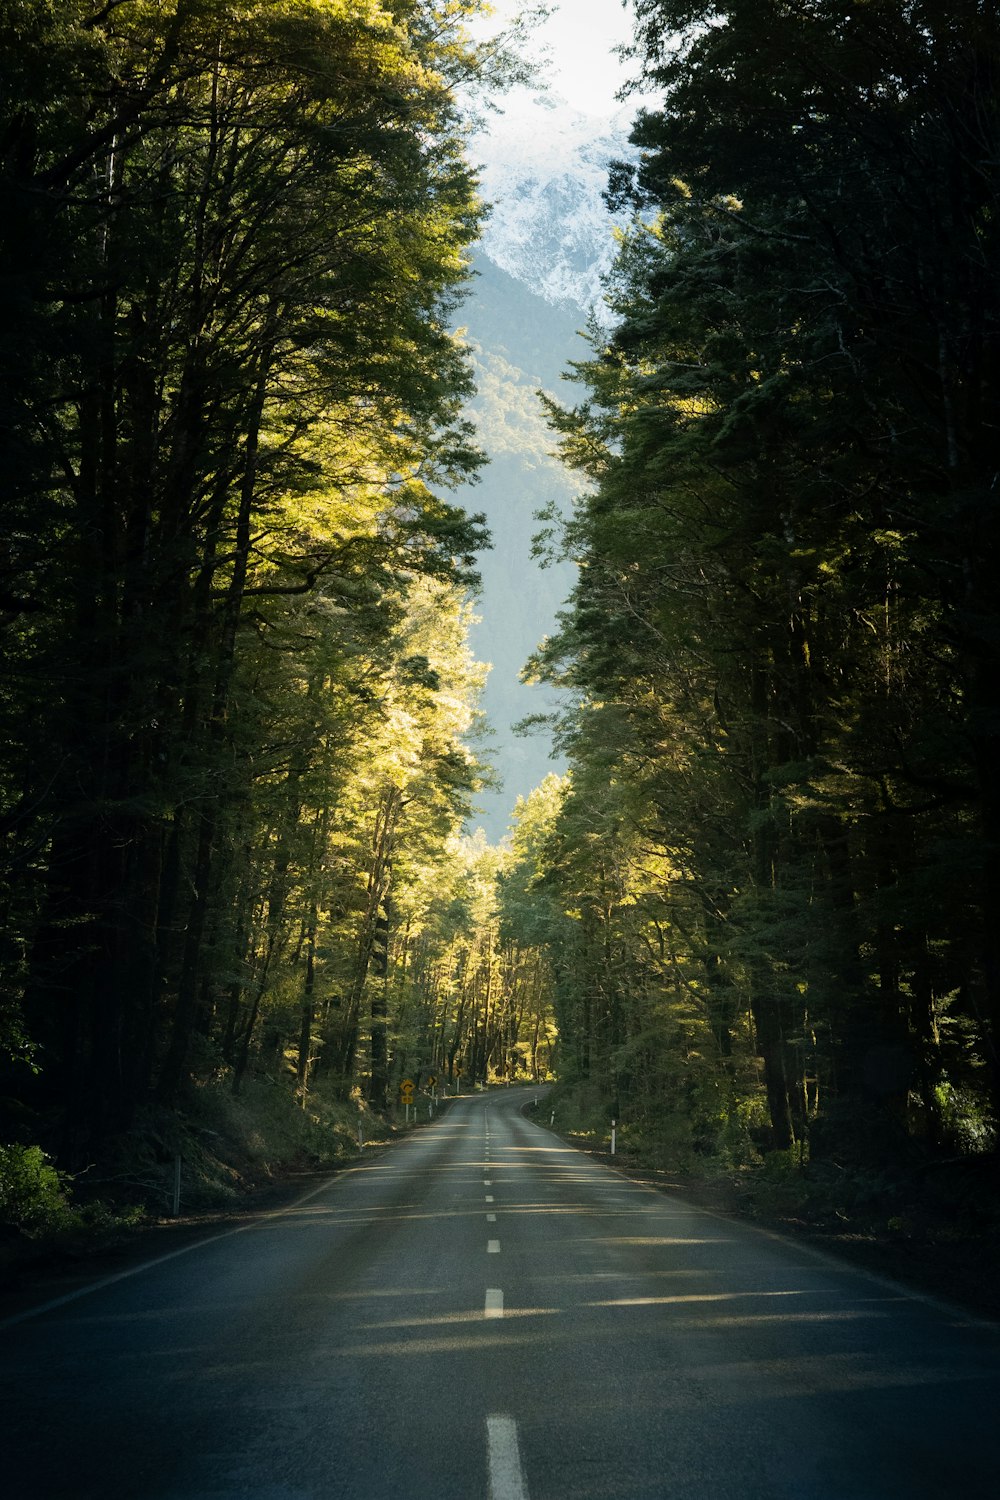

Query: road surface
[[2, 1087, 999, 1497]]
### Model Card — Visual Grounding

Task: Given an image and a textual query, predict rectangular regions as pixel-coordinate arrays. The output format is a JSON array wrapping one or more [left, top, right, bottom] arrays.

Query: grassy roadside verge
[[0, 1079, 453, 1303]]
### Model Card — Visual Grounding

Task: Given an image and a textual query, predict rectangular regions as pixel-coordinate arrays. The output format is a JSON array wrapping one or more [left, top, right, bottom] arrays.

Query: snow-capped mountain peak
[[471, 93, 635, 313]]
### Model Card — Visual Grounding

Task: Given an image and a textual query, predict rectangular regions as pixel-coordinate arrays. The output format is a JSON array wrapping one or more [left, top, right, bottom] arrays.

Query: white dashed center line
[[487, 1415, 529, 1500], [488, 1238, 501, 1254], [485, 1195, 494, 1203], [487, 1212, 496, 1222], [485, 1288, 504, 1319]]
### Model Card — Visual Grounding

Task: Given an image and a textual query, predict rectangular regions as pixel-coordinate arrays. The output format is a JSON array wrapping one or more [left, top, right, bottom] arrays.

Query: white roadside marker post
[[611, 1119, 616, 1156]]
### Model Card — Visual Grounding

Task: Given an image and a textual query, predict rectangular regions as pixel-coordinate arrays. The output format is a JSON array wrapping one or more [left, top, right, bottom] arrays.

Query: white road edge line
[[485, 1288, 504, 1319], [487, 1415, 529, 1500], [0, 1171, 339, 1333], [522, 1098, 999, 1332]]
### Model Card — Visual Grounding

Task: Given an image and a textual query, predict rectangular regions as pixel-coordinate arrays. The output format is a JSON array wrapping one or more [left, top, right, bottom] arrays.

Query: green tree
[[521, 0, 1000, 1165], [0, 0, 494, 1156]]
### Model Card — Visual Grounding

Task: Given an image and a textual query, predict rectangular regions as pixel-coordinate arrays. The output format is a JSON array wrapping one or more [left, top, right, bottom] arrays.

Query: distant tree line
[[515, 0, 1000, 1165]]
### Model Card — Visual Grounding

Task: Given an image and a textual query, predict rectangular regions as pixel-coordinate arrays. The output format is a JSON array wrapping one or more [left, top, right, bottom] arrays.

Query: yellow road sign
[[400, 1079, 415, 1097], [426, 1074, 437, 1087]]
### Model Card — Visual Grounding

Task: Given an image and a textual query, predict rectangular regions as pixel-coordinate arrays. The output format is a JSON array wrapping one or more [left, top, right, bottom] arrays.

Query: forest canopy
[[0, 0, 546, 1167], [518, 0, 1000, 1169], [3, 0, 1000, 1239]]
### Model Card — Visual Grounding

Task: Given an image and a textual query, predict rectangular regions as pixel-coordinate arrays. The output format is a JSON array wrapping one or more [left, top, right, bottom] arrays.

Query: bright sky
[[479, 0, 641, 117]]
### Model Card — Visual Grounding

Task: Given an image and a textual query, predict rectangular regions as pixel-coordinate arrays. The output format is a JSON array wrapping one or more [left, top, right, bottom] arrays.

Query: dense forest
[[3, 0, 1000, 1237], [525, 0, 1000, 1179], [0, 0, 554, 1200]]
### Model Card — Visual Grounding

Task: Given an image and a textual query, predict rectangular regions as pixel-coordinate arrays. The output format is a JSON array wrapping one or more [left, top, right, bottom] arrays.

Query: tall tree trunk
[[749, 657, 795, 1150], [297, 909, 318, 1100]]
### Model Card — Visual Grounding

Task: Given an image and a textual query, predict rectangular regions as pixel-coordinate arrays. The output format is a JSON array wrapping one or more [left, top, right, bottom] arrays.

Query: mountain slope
[[456, 102, 633, 838], [455, 260, 584, 838]]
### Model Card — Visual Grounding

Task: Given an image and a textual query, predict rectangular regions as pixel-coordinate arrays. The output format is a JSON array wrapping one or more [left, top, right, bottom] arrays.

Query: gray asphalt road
[[2, 1088, 999, 1499]]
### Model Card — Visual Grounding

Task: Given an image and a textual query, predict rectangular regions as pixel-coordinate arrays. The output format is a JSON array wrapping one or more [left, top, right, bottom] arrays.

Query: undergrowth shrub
[[88, 1077, 400, 1215], [0, 1143, 71, 1234], [0, 1143, 144, 1243]]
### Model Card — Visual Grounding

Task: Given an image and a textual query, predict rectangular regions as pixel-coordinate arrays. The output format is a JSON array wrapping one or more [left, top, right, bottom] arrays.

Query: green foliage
[[0, 1144, 70, 1235], [0, 0, 512, 1163], [933, 1082, 996, 1156], [513, 0, 1000, 1199]]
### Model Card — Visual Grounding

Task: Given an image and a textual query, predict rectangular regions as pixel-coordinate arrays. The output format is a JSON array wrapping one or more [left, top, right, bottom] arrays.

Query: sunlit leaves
[[523, 0, 1000, 1158], [0, 0, 501, 1133]]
